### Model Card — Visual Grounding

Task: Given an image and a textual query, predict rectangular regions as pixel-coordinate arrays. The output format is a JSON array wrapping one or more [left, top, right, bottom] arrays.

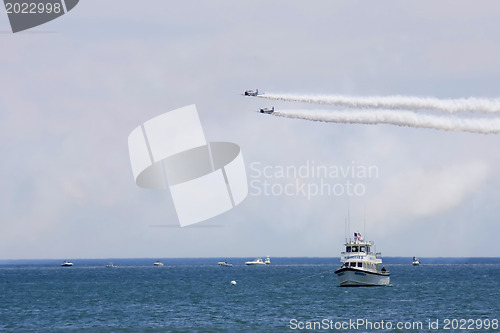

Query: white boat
[[245, 258, 266, 265], [264, 256, 271, 264], [334, 233, 390, 286], [153, 261, 164, 266], [105, 262, 116, 268], [218, 260, 233, 267], [61, 261, 73, 267], [412, 257, 420, 266]]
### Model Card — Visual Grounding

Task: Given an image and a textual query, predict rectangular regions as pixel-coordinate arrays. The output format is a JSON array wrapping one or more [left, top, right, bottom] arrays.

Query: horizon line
[[1, 256, 500, 262]]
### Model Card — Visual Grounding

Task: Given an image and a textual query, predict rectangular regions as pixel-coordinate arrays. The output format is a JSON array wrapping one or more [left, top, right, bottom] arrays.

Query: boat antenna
[[344, 217, 347, 243], [363, 207, 366, 239], [347, 197, 351, 241]]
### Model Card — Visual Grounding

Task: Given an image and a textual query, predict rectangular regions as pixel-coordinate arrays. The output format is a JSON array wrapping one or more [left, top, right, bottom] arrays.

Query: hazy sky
[[1, 1, 500, 259]]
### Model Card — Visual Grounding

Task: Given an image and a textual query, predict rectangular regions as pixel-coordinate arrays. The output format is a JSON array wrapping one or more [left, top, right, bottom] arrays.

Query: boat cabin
[[342, 261, 379, 270], [345, 244, 371, 253]]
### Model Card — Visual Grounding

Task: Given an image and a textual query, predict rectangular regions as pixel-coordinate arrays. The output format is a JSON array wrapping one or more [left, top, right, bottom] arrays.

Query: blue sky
[[1, 1, 500, 259]]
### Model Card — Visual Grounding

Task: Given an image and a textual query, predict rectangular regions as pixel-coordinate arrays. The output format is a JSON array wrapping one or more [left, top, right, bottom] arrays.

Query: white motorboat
[[264, 256, 271, 264], [334, 233, 390, 286], [105, 262, 116, 268], [218, 260, 233, 267], [412, 257, 420, 266], [245, 258, 266, 265], [153, 261, 164, 266], [61, 261, 73, 267]]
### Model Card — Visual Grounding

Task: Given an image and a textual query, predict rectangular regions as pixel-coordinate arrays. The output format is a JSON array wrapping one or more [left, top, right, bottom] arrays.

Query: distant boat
[[264, 256, 271, 264], [412, 257, 420, 266], [218, 260, 233, 267], [245, 258, 266, 265], [334, 232, 390, 286], [153, 261, 164, 266], [61, 261, 73, 267], [105, 263, 116, 268]]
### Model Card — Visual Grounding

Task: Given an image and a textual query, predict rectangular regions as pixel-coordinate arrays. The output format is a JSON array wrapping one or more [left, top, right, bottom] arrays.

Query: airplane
[[244, 89, 259, 96], [259, 107, 274, 114]]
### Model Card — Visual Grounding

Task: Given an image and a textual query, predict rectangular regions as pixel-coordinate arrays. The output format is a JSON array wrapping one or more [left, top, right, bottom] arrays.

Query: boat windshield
[[346, 246, 351, 252], [360, 246, 366, 252], [352, 246, 358, 252]]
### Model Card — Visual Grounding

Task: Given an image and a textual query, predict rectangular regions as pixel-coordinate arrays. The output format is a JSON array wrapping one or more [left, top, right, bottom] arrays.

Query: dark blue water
[[0, 258, 499, 332]]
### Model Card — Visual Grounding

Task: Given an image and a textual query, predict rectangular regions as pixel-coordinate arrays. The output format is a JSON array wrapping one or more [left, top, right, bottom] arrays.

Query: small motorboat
[[264, 256, 271, 264], [412, 257, 420, 266], [218, 260, 233, 267], [153, 261, 164, 266], [61, 261, 73, 267], [105, 263, 116, 268], [245, 258, 266, 265]]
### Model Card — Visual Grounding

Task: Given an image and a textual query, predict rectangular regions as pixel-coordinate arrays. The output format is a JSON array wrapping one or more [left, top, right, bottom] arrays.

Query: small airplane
[[259, 107, 274, 114], [244, 89, 259, 96]]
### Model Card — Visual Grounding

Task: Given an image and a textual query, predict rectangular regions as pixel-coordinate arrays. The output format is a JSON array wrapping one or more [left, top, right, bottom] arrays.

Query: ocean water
[[0, 258, 499, 332]]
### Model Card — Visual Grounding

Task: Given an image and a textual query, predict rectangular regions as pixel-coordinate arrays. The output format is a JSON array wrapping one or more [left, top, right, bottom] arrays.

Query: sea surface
[[0, 258, 499, 332]]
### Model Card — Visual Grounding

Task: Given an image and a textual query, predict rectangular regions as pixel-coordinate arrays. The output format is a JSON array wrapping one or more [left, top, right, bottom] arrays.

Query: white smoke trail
[[272, 109, 500, 134], [258, 93, 500, 114]]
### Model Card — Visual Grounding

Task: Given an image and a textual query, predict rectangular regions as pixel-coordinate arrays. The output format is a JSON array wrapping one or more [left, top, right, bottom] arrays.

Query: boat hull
[[335, 267, 390, 286], [218, 263, 233, 267], [245, 258, 266, 265]]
